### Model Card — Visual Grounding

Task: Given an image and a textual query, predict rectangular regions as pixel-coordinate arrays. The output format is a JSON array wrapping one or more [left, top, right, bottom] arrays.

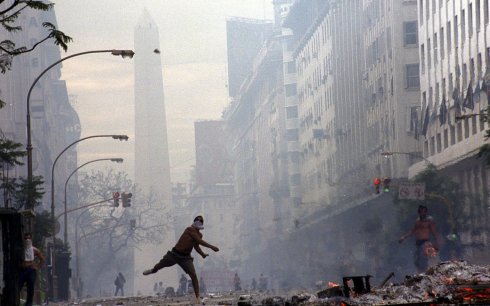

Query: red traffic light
[[373, 178, 381, 186]]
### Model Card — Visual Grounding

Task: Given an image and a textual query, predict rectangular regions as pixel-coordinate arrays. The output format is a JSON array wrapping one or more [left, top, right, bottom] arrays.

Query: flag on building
[[462, 82, 474, 110], [421, 104, 430, 137], [439, 97, 447, 125], [473, 82, 481, 103], [482, 69, 490, 104], [452, 87, 462, 120]]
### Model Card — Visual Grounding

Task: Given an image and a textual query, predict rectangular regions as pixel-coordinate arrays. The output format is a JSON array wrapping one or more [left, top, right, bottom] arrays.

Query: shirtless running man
[[399, 205, 440, 273], [142, 216, 219, 304]]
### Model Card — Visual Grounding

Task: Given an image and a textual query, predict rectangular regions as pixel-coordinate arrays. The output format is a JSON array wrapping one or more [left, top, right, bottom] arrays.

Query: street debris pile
[[286, 260, 490, 306]]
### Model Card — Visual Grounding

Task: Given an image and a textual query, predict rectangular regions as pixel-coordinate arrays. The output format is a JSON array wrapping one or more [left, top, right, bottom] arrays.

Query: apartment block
[[410, 0, 490, 262]]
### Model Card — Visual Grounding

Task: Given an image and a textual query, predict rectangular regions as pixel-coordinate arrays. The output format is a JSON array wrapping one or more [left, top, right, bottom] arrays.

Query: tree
[[0, 0, 72, 73], [73, 168, 171, 296], [477, 106, 490, 164], [0, 136, 44, 209]]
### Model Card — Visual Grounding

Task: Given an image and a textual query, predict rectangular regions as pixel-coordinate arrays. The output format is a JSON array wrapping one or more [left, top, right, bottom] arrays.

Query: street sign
[[398, 183, 425, 200]]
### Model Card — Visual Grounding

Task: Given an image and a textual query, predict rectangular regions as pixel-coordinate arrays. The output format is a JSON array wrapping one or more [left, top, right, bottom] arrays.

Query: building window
[[450, 125, 456, 145], [286, 61, 296, 73], [469, 3, 473, 37], [406, 64, 420, 88], [430, 136, 435, 156], [427, 39, 432, 68], [464, 118, 470, 138], [286, 106, 298, 119], [444, 129, 449, 149], [409, 106, 419, 132], [436, 133, 442, 153], [285, 84, 297, 96], [290, 174, 300, 186], [421, 44, 425, 72], [447, 21, 452, 52], [454, 16, 459, 46], [472, 116, 478, 135], [420, 0, 424, 23], [440, 27, 445, 59], [478, 53, 483, 79], [286, 129, 299, 141], [457, 122, 463, 142], [476, 0, 481, 30], [461, 10, 466, 42], [434, 33, 438, 64], [485, 0, 489, 25], [404, 21, 418, 45]]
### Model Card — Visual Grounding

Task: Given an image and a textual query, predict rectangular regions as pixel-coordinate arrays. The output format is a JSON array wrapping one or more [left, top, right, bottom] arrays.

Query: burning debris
[[303, 261, 490, 305]]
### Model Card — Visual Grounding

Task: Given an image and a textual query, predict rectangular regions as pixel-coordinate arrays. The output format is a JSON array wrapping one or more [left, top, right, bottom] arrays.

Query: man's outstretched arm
[[194, 245, 208, 258], [189, 231, 219, 251]]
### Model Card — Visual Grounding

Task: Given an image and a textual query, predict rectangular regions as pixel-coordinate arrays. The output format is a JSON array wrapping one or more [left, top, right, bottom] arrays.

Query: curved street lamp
[[63, 158, 124, 244], [25, 49, 134, 210], [50, 134, 127, 301]]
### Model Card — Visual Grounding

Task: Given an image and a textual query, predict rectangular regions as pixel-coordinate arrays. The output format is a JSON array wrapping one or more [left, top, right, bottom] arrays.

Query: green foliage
[[0, 1, 72, 73], [478, 106, 490, 165], [0, 137, 44, 209], [0, 138, 26, 166], [32, 210, 54, 247], [477, 144, 490, 165], [11, 175, 44, 210]]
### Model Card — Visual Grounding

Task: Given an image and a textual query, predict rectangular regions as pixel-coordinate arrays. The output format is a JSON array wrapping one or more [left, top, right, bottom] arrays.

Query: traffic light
[[112, 191, 120, 207], [122, 192, 133, 207], [373, 177, 381, 194], [130, 219, 136, 230], [382, 177, 391, 192]]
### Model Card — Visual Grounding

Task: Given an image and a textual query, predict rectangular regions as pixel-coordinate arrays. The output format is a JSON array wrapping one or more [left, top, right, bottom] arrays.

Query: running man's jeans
[[19, 267, 36, 306]]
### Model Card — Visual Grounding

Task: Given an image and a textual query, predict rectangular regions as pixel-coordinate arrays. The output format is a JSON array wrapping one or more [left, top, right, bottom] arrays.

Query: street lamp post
[[50, 134, 127, 301], [26, 49, 134, 210], [63, 158, 123, 244]]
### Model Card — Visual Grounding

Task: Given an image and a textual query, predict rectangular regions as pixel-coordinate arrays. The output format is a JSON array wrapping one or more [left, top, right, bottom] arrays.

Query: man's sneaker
[[142, 269, 155, 275]]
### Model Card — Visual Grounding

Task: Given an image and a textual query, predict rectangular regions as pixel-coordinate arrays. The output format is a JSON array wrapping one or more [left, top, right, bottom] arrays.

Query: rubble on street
[[47, 261, 490, 306], [306, 260, 490, 305]]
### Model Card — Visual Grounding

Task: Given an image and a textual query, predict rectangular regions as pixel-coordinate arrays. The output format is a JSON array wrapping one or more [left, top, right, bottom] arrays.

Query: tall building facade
[[362, 0, 420, 180], [133, 9, 174, 292], [410, 0, 490, 262], [0, 5, 79, 300], [0, 4, 79, 212]]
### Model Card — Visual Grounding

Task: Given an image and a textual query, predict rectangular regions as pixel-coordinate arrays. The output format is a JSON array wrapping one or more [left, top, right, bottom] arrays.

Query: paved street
[[46, 292, 269, 306]]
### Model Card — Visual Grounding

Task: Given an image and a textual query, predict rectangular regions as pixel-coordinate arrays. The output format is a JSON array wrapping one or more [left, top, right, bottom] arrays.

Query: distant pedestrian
[[251, 278, 257, 290], [153, 282, 158, 294], [157, 281, 164, 296], [233, 273, 242, 291], [179, 274, 188, 295], [258, 273, 267, 291], [142, 216, 219, 304], [114, 272, 126, 296], [19, 233, 45, 306]]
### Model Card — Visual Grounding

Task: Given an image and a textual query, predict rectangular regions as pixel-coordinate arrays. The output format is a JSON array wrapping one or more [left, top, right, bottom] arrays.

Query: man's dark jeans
[[415, 240, 429, 273], [19, 267, 36, 306]]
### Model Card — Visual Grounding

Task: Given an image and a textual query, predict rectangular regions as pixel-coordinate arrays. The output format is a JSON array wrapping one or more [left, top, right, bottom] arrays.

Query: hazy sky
[[52, 0, 273, 182]]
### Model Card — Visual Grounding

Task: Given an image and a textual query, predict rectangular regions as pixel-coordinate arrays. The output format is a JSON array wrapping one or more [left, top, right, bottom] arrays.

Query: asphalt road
[[46, 292, 264, 306]]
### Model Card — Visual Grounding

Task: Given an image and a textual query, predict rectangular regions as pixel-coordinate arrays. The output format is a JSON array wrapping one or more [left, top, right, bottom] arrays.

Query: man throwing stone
[[143, 215, 219, 304]]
